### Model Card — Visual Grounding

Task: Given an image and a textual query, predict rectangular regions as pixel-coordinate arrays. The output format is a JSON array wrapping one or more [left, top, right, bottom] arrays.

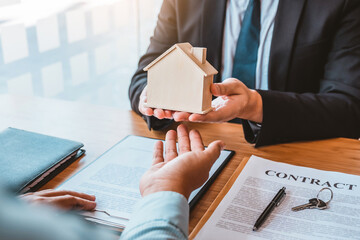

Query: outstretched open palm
[[140, 124, 224, 199]]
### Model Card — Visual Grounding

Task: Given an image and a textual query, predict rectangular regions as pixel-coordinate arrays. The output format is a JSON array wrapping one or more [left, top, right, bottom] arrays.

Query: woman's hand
[[140, 124, 225, 199], [20, 189, 97, 211]]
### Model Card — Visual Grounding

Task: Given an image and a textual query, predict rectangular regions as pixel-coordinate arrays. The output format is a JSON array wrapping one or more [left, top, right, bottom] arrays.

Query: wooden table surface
[[1, 94, 359, 234]]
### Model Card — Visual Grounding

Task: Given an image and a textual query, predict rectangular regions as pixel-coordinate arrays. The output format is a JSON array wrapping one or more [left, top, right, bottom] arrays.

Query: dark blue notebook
[[0, 128, 85, 193]]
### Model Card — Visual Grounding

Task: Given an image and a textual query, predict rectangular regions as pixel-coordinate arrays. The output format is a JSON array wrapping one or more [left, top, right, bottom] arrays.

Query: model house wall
[[144, 43, 218, 114]]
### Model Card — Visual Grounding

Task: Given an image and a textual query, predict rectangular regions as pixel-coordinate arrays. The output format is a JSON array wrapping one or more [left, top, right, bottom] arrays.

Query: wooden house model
[[143, 42, 218, 114]]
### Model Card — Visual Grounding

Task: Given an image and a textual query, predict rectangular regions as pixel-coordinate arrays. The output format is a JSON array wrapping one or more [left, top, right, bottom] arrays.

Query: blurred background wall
[[0, 0, 162, 109]]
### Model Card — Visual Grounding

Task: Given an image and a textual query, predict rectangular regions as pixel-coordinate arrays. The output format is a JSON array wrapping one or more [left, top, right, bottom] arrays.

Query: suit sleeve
[[244, 0, 360, 147], [128, 0, 178, 130]]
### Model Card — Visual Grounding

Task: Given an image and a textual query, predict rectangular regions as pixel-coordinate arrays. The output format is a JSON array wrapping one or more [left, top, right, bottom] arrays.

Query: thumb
[[211, 78, 245, 96], [202, 140, 225, 166]]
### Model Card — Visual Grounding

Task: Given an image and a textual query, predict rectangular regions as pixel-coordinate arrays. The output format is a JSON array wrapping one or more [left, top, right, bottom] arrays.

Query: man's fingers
[[173, 112, 191, 122], [154, 109, 165, 119], [188, 111, 225, 122], [139, 102, 154, 117], [53, 195, 97, 211], [34, 190, 96, 201], [139, 86, 153, 116], [152, 141, 164, 165], [164, 110, 174, 119], [188, 113, 208, 122], [165, 130, 178, 161], [211, 78, 245, 96], [177, 124, 191, 154], [203, 140, 225, 165], [189, 129, 204, 151], [142, 107, 154, 116]]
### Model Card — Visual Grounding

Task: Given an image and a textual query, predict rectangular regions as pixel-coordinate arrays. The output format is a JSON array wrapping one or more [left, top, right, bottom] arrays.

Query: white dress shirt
[[221, 0, 280, 90]]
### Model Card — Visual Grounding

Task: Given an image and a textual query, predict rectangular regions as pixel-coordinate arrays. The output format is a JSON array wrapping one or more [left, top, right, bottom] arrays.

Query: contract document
[[193, 155, 360, 240], [57, 135, 234, 229]]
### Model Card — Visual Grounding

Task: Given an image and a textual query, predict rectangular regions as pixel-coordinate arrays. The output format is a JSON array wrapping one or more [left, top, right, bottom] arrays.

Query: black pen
[[253, 187, 286, 231]]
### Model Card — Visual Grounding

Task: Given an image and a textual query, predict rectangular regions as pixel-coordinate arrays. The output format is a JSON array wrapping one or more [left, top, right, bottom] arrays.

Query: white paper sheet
[[194, 155, 360, 240], [57, 135, 233, 229]]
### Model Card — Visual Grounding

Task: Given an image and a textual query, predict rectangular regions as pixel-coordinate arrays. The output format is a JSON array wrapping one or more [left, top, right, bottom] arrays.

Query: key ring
[[316, 187, 333, 205]]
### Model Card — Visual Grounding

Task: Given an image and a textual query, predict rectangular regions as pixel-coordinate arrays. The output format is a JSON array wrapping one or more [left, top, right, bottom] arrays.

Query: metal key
[[291, 198, 319, 211], [316, 187, 333, 209], [292, 188, 333, 212], [316, 199, 328, 210]]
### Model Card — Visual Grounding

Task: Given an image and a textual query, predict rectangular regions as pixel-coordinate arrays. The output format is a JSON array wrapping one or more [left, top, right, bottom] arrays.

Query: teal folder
[[0, 128, 85, 193]]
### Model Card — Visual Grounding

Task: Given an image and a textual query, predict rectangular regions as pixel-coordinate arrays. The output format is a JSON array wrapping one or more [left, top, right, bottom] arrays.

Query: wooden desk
[[1, 94, 359, 234]]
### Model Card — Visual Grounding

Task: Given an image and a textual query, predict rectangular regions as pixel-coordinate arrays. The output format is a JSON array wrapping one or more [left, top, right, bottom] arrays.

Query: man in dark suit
[[129, 0, 360, 147]]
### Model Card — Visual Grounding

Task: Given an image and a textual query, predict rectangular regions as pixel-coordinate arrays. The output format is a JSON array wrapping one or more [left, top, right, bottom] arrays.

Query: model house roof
[[143, 43, 218, 77]]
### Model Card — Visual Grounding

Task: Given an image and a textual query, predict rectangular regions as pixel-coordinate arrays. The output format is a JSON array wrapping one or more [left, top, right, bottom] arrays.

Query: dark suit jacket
[[129, 0, 360, 147]]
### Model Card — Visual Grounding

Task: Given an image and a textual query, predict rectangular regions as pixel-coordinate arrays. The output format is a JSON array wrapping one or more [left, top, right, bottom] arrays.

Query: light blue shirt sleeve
[[121, 191, 189, 240], [0, 186, 189, 240]]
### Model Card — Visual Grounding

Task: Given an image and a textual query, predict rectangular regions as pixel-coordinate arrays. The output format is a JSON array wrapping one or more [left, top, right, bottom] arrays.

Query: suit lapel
[[269, 0, 306, 91], [202, 0, 227, 83]]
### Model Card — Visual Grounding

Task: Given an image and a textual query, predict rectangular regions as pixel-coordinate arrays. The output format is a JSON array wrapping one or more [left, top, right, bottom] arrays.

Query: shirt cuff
[[124, 191, 189, 235]]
